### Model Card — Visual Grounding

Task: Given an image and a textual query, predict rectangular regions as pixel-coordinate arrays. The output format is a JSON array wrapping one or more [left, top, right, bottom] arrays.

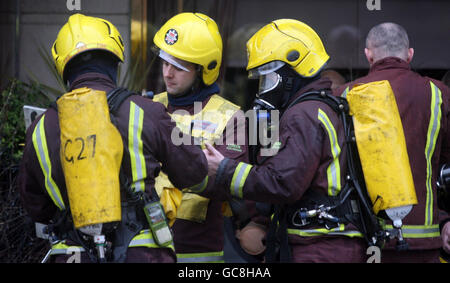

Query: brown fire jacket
[[335, 57, 450, 251], [18, 73, 208, 262], [203, 78, 368, 262]]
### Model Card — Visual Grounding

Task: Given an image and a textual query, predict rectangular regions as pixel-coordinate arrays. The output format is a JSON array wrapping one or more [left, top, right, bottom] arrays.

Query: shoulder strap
[[265, 204, 291, 263], [107, 87, 135, 116], [105, 87, 139, 198], [285, 89, 349, 115]]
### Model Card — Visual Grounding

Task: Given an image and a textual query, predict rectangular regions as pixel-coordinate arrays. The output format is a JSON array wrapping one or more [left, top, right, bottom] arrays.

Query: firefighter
[[17, 13, 208, 263], [151, 12, 251, 263], [335, 22, 450, 263], [201, 19, 369, 263]]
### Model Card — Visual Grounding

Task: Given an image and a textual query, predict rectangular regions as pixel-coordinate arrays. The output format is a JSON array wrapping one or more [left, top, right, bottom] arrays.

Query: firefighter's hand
[[203, 143, 224, 176], [443, 221, 450, 254], [236, 221, 267, 256]]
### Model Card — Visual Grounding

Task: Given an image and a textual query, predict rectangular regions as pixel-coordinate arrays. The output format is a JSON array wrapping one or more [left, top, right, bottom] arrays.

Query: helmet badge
[[164, 29, 178, 45]]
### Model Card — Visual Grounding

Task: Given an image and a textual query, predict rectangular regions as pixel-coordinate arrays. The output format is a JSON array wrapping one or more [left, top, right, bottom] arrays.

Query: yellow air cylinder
[[347, 80, 418, 214], [57, 87, 122, 228]]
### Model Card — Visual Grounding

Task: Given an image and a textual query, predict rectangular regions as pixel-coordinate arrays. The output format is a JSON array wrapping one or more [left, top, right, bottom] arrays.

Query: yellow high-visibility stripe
[[288, 224, 363, 238], [230, 162, 253, 198], [129, 229, 174, 250], [50, 241, 85, 255], [128, 102, 146, 192], [424, 82, 442, 226], [318, 109, 341, 196], [188, 176, 209, 193], [32, 115, 65, 210], [384, 224, 440, 238], [341, 86, 350, 98]]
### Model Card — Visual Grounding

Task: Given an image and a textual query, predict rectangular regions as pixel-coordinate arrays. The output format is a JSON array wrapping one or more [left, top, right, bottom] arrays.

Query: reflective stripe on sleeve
[[188, 176, 209, 193], [230, 162, 253, 198], [128, 102, 147, 193], [32, 115, 66, 210]]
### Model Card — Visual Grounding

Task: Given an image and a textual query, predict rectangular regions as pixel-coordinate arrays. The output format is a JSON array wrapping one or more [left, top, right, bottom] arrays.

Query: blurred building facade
[[1, 0, 449, 107]]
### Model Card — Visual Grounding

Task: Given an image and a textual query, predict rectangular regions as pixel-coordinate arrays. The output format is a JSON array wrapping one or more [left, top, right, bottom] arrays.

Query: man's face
[[162, 58, 197, 96]]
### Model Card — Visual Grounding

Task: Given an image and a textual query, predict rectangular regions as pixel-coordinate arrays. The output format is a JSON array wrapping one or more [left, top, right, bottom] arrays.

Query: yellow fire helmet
[[52, 13, 125, 81], [153, 12, 223, 86], [247, 19, 329, 78]]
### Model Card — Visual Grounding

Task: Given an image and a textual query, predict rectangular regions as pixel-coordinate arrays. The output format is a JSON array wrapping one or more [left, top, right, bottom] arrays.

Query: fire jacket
[[152, 89, 249, 263], [201, 78, 368, 262], [335, 57, 450, 252], [18, 73, 208, 263]]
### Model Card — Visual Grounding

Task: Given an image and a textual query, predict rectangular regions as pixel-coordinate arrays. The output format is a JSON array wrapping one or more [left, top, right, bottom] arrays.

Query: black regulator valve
[[437, 164, 450, 190], [437, 164, 450, 212]]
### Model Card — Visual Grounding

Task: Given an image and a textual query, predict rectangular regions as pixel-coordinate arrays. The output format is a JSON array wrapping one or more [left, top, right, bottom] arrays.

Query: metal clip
[[94, 235, 106, 262], [291, 205, 340, 229], [292, 208, 312, 227]]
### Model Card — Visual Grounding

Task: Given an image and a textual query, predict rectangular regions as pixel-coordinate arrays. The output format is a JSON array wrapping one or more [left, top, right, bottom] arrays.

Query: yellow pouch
[[155, 171, 209, 224], [155, 179, 183, 226], [57, 87, 122, 228], [159, 188, 182, 226], [347, 80, 418, 214], [176, 192, 210, 223]]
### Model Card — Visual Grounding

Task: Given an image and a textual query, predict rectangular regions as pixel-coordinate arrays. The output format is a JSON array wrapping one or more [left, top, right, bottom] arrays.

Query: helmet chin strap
[[280, 76, 294, 109]]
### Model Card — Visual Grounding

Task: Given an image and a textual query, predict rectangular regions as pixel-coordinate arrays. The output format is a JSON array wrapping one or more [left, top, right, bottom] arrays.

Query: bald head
[[365, 22, 414, 65]]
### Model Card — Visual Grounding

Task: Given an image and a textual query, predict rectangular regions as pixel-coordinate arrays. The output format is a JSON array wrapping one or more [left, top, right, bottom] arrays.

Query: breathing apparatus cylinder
[[57, 87, 122, 229], [346, 80, 418, 249]]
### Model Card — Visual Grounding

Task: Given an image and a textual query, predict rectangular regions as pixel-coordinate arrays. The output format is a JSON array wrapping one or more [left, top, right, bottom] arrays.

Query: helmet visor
[[258, 72, 282, 95], [248, 61, 285, 79], [159, 50, 190, 72]]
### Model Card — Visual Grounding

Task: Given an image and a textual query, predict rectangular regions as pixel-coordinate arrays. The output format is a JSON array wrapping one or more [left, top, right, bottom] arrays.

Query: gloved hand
[[235, 221, 267, 256]]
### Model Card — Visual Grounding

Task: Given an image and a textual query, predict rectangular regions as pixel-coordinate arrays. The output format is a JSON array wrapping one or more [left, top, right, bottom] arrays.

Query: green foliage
[[118, 43, 155, 93], [0, 79, 51, 164], [0, 79, 52, 263], [35, 42, 67, 99], [33, 40, 155, 95]]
